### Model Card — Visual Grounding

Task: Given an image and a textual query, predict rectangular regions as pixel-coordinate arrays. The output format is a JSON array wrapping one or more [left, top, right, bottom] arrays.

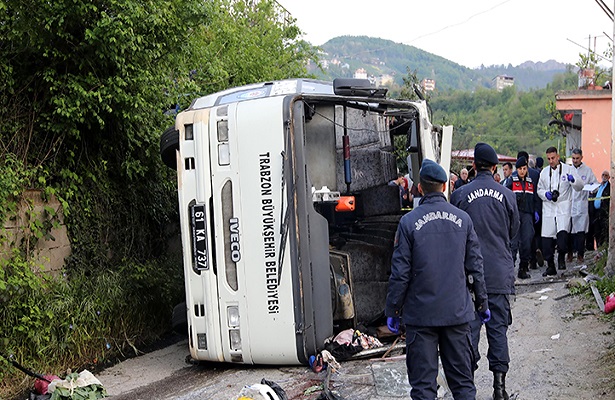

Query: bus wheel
[[160, 126, 179, 170], [172, 302, 188, 336]]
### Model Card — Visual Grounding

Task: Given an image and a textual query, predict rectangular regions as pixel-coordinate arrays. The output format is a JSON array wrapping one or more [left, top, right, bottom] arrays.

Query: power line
[[595, 0, 614, 21], [408, 0, 513, 44], [566, 38, 610, 62]]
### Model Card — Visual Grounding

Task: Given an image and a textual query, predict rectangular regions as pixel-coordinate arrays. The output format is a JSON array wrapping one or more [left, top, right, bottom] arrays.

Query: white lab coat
[[570, 163, 598, 233], [537, 162, 584, 238]]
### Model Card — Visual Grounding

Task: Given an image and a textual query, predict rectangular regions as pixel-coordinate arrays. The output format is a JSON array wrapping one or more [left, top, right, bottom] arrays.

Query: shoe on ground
[[517, 270, 531, 279], [566, 253, 573, 263], [536, 249, 544, 267], [543, 267, 557, 277]]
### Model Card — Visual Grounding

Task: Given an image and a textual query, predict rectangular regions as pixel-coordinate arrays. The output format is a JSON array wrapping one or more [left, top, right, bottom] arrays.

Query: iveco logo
[[229, 217, 241, 262]]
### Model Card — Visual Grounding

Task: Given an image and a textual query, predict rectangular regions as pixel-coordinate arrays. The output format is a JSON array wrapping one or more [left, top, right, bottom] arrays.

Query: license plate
[[191, 204, 208, 271]]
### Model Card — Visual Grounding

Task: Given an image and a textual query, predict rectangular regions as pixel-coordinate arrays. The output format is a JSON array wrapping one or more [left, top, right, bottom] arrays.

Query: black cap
[[419, 159, 447, 183], [474, 142, 499, 165], [536, 157, 544, 168], [516, 156, 527, 168]]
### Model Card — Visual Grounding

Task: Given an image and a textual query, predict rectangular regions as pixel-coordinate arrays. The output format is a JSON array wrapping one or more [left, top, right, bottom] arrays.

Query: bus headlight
[[218, 143, 230, 165], [227, 306, 240, 328], [217, 120, 229, 141], [229, 329, 242, 351]]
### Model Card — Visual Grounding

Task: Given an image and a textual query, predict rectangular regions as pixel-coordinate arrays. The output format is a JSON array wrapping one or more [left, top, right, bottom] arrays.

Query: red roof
[[451, 149, 517, 163]]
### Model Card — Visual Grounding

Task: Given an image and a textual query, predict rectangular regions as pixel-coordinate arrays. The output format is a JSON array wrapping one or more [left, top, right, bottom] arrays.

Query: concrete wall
[[555, 89, 612, 179], [2, 189, 71, 275]]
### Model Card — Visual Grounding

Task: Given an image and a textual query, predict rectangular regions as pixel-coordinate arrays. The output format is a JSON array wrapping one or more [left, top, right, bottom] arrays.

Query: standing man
[[592, 170, 611, 247], [506, 156, 537, 279], [516, 151, 542, 270], [388, 173, 411, 208], [451, 143, 519, 400], [569, 149, 598, 262], [531, 155, 545, 268], [386, 159, 489, 400], [454, 168, 469, 190], [501, 162, 513, 187], [537, 147, 583, 275]]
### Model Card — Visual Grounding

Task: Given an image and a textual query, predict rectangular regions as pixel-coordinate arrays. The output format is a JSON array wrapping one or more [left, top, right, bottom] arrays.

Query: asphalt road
[[98, 338, 414, 399], [97, 260, 613, 399]]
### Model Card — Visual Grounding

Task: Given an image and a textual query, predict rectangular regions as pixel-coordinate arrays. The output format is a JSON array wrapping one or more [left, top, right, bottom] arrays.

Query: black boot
[[543, 260, 556, 276], [558, 252, 566, 270], [517, 261, 530, 279], [536, 249, 544, 267], [493, 371, 509, 400], [529, 261, 538, 270]]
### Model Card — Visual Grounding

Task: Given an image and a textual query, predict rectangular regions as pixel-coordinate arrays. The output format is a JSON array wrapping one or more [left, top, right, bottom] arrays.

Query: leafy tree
[[0, 0, 313, 396], [428, 70, 579, 158]]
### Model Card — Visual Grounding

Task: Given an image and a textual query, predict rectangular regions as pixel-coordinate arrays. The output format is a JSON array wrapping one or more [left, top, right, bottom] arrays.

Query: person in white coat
[[569, 149, 598, 262], [537, 147, 584, 275]]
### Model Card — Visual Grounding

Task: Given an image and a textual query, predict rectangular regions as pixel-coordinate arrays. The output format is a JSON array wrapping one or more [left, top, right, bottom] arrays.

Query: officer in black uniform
[[451, 143, 520, 400], [516, 151, 542, 270], [386, 159, 489, 400], [506, 156, 538, 279]]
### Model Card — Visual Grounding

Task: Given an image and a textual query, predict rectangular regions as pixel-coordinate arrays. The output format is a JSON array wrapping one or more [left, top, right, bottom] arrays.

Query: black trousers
[[542, 230, 569, 262], [594, 209, 609, 247], [470, 294, 512, 374], [533, 216, 542, 257], [511, 213, 535, 264], [406, 323, 476, 400], [572, 231, 586, 257]]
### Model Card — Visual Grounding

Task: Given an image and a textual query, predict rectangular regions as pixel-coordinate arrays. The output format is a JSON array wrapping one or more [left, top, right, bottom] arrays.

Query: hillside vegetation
[[0, 6, 593, 398], [0, 0, 313, 397], [429, 70, 579, 157], [311, 36, 570, 91]]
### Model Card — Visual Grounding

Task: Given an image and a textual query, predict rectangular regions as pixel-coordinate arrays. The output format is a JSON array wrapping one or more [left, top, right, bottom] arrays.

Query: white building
[[493, 75, 514, 91]]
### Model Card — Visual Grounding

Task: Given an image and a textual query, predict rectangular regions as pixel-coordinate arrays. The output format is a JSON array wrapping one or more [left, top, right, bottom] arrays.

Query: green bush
[[0, 253, 183, 398]]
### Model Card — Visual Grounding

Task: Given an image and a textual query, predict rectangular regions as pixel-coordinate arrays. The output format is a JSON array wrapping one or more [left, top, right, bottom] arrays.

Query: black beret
[[515, 156, 527, 168], [536, 157, 544, 168], [419, 159, 447, 183], [474, 142, 499, 165]]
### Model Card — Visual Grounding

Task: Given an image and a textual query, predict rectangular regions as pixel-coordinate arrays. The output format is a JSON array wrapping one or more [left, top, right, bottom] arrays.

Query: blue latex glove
[[387, 317, 400, 334], [534, 211, 540, 224], [567, 174, 575, 182], [479, 309, 491, 324], [545, 191, 553, 201]]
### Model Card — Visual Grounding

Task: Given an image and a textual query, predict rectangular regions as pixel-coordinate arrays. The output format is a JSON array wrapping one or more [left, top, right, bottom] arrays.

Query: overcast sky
[[277, 0, 614, 69]]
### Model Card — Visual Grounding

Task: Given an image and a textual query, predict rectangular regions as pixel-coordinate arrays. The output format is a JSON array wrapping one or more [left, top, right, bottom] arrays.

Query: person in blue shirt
[[451, 142, 520, 400], [386, 158, 489, 400], [592, 170, 611, 247]]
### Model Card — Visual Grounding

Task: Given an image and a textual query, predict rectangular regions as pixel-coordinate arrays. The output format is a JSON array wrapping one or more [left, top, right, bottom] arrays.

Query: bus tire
[[160, 126, 179, 170], [172, 302, 188, 336]]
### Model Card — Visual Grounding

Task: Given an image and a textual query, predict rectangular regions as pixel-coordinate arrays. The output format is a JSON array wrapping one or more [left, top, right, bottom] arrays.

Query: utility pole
[[607, 0, 615, 277]]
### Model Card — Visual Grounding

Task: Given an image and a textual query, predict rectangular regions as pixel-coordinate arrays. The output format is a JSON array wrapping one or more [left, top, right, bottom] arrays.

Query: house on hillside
[[493, 75, 514, 91], [354, 68, 368, 79], [421, 78, 436, 91], [553, 87, 612, 179]]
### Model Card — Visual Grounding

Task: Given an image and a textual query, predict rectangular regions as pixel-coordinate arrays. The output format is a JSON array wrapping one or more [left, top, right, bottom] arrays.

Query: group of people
[[384, 142, 611, 399], [509, 147, 610, 277]]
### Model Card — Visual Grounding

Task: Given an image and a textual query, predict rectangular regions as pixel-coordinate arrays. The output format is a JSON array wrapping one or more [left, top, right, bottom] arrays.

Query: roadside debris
[[604, 293, 615, 314], [590, 284, 605, 312], [236, 378, 288, 400], [47, 370, 107, 399]]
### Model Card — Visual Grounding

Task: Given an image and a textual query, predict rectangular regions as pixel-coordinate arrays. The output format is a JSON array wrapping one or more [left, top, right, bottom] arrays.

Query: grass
[[0, 255, 183, 399]]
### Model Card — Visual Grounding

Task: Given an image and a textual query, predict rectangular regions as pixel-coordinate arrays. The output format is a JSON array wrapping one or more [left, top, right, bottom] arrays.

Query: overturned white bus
[[160, 78, 452, 365]]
